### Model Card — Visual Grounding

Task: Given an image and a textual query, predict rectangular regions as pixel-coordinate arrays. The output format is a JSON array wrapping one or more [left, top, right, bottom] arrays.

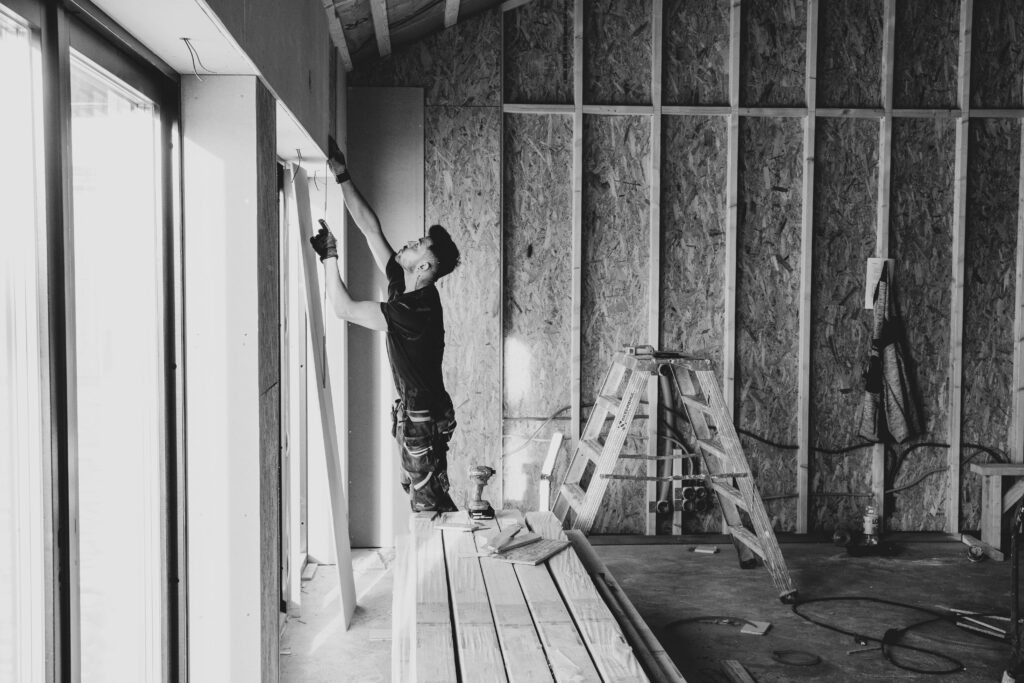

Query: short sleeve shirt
[[380, 255, 452, 415]]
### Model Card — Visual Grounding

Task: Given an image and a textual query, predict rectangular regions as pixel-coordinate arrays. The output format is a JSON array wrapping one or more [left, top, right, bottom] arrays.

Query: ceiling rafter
[[444, 0, 460, 28], [322, 0, 354, 71], [370, 0, 392, 57]]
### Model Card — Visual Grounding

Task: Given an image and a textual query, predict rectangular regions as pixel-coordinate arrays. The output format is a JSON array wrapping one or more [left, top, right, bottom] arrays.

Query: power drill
[[468, 465, 496, 520]]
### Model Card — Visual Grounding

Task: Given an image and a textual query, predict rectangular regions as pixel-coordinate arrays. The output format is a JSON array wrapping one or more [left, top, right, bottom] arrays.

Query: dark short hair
[[427, 224, 461, 279]]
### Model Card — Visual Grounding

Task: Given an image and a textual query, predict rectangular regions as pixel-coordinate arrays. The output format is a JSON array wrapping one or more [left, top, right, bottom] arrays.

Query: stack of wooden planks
[[391, 509, 684, 682]]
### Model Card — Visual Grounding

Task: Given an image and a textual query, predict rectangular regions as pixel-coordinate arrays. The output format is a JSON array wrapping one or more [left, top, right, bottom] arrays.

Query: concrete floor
[[281, 538, 1015, 682]]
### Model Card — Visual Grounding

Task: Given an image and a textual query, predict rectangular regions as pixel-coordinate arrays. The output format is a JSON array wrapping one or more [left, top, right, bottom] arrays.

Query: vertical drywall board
[[346, 87, 425, 547], [961, 118, 1021, 530], [582, 114, 651, 534], [808, 117, 877, 532], [503, 0, 574, 104], [348, 9, 501, 107], [888, 118, 956, 531], [740, 0, 808, 107], [816, 0, 884, 108], [892, 0, 959, 109], [503, 114, 574, 511], [661, 115, 728, 533], [735, 116, 803, 532], [970, 0, 1024, 108], [663, 0, 730, 106], [582, 0, 653, 105], [427, 105, 503, 508], [203, 0, 332, 144]]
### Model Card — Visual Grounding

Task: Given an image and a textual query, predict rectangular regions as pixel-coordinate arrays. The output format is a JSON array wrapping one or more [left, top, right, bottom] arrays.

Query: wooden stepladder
[[552, 348, 798, 604]]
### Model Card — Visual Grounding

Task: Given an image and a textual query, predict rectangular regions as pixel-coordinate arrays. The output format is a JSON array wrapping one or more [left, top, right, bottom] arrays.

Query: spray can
[[862, 505, 880, 546]]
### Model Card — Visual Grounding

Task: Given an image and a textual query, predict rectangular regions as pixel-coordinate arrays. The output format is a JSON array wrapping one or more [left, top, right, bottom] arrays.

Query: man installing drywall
[[309, 136, 461, 513]]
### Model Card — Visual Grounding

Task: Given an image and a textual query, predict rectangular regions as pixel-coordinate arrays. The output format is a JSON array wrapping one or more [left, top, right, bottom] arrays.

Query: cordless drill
[[468, 465, 496, 520]]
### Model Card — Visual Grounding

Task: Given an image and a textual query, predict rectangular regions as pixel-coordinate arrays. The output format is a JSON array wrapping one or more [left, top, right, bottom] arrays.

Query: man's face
[[397, 235, 434, 270]]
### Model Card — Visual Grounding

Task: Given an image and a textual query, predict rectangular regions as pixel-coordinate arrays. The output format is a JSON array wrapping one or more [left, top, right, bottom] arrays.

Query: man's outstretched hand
[[327, 135, 348, 182], [310, 220, 338, 261]]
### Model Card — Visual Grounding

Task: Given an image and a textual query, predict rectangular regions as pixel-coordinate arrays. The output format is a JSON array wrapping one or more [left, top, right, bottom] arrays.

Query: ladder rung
[[678, 394, 713, 415], [696, 439, 729, 461], [579, 438, 603, 461], [728, 526, 765, 560], [597, 394, 622, 412], [601, 474, 695, 481], [559, 483, 586, 511], [711, 482, 747, 510], [619, 453, 681, 460]]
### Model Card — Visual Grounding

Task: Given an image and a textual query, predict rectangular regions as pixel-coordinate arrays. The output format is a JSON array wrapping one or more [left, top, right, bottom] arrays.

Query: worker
[[308, 137, 461, 513]]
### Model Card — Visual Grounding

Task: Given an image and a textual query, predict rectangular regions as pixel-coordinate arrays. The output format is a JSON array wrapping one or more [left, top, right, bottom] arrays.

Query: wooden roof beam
[[370, 0, 392, 57], [444, 0, 460, 28], [322, 3, 353, 72]]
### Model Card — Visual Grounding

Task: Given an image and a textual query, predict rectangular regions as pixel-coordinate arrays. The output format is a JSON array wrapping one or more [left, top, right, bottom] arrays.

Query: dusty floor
[[281, 537, 1016, 682]]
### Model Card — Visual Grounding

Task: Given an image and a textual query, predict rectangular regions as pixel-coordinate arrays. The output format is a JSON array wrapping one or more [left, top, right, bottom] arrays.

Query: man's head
[[396, 224, 461, 285]]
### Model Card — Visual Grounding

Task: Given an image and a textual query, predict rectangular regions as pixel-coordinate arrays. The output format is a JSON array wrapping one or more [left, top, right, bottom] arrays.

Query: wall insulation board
[[808, 117, 877, 533], [583, 0, 653, 105], [662, 0, 730, 106], [348, 9, 501, 106], [582, 114, 651, 534], [892, 0, 959, 109], [816, 0, 884, 108], [740, 0, 808, 108], [502, 114, 574, 512], [961, 118, 1021, 531], [736, 116, 803, 532], [888, 118, 956, 532], [503, 0, 574, 105], [970, 0, 1024, 109], [660, 114, 728, 533]]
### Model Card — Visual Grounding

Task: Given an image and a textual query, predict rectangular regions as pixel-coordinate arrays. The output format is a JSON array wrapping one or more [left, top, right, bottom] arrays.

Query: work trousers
[[392, 399, 457, 512]]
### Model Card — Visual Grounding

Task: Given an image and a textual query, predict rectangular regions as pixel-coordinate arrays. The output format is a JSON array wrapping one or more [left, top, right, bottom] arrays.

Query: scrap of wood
[[721, 660, 756, 683], [960, 533, 1004, 561], [740, 621, 771, 636], [486, 538, 569, 565], [300, 562, 318, 581]]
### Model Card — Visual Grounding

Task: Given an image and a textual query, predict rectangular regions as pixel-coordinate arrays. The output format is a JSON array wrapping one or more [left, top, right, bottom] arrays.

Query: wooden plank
[[571, 0, 583, 446], [566, 530, 687, 682], [444, 0, 460, 28], [1005, 479, 1024, 513], [503, 104, 575, 115], [412, 517, 458, 681], [947, 0, 972, 533], [961, 532, 1005, 561], [501, 0, 534, 12], [980, 473, 1003, 548], [721, 660, 756, 683], [324, 7, 353, 72], [442, 512, 507, 681], [370, 0, 392, 57], [723, 0, 740, 412], [648, 0, 664, 537], [291, 165, 357, 626], [797, 0, 819, 535], [969, 463, 1024, 476], [539, 432, 564, 511], [391, 534, 414, 682], [662, 105, 733, 117], [473, 515, 555, 682], [581, 104, 656, 115], [1014, 120, 1024, 464], [497, 511, 602, 682], [526, 511, 650, 681]]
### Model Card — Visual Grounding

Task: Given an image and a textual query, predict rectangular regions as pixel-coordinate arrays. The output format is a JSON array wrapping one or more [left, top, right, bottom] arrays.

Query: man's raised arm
[[328, 136, 395, 275], [309, 221, 387, 331]]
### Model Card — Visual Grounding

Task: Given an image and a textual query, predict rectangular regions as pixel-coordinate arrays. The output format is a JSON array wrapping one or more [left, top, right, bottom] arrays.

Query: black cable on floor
[[791, 596, 971, 675]]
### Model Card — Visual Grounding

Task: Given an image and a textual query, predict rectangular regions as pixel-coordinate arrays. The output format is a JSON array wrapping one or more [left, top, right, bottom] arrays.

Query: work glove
[[327, 135, 349, 183], [310, 220, 338, 261]]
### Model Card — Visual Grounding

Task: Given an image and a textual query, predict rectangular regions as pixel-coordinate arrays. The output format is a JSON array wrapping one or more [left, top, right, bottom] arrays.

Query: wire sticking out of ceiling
[[181, 37, 218, 81]]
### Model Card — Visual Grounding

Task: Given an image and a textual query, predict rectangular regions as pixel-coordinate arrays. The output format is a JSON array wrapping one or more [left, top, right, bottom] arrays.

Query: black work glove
[[310, 220, 338, 261], [327, 135, 349, 183]]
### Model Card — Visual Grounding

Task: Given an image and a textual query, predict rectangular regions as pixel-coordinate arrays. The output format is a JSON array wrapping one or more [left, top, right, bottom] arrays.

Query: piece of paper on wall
[[865, 258, 896, 309]]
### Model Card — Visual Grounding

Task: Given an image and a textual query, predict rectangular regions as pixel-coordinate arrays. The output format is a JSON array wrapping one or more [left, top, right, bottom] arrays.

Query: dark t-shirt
[[380, 255, 453, 415]]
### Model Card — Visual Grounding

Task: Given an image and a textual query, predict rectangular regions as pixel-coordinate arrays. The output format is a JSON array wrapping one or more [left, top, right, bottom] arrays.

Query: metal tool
[[468, 465, 496, 520]]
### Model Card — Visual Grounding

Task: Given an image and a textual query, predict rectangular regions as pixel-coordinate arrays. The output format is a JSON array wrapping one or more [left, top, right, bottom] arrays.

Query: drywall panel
[[888, 118, 956, 531], [741, 0, 808, 107], [817, 0, 884, 108], [583, 0, 653, 105], [663, 0, 730, 106], [809, 118, 877, 532], [582, 115, 651, 534], [503, 0, 574, 104], [970, 0, 1024, 109], [893, 0, 959, 109], [346, 87, 425, 546], [736, 116, 803, 532], [427, 105, 503, 508], [503, 114, 574, 511], [961, 118, 1021, 530]]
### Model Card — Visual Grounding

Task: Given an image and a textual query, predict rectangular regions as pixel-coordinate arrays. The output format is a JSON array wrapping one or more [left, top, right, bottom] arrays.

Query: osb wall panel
[[660, 116, 727, 367], [582, 115, 651, 533], [893, 0, 959, 109], [817, 0, 884, 108], [740, 0, 807, 107], [663, 0, 730, 106], [888, 118, 956, 532], [809, 118, 877, 532], [503, 114, 574, 511], [583, 0, 653, 105], [503, 0, 574, 104], [427, 106, 502, 507], [348, 9, 501, 106], [970, 0, 1024, 109], [961, 118, 1020, 531], [736, 117, 803, 532]]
